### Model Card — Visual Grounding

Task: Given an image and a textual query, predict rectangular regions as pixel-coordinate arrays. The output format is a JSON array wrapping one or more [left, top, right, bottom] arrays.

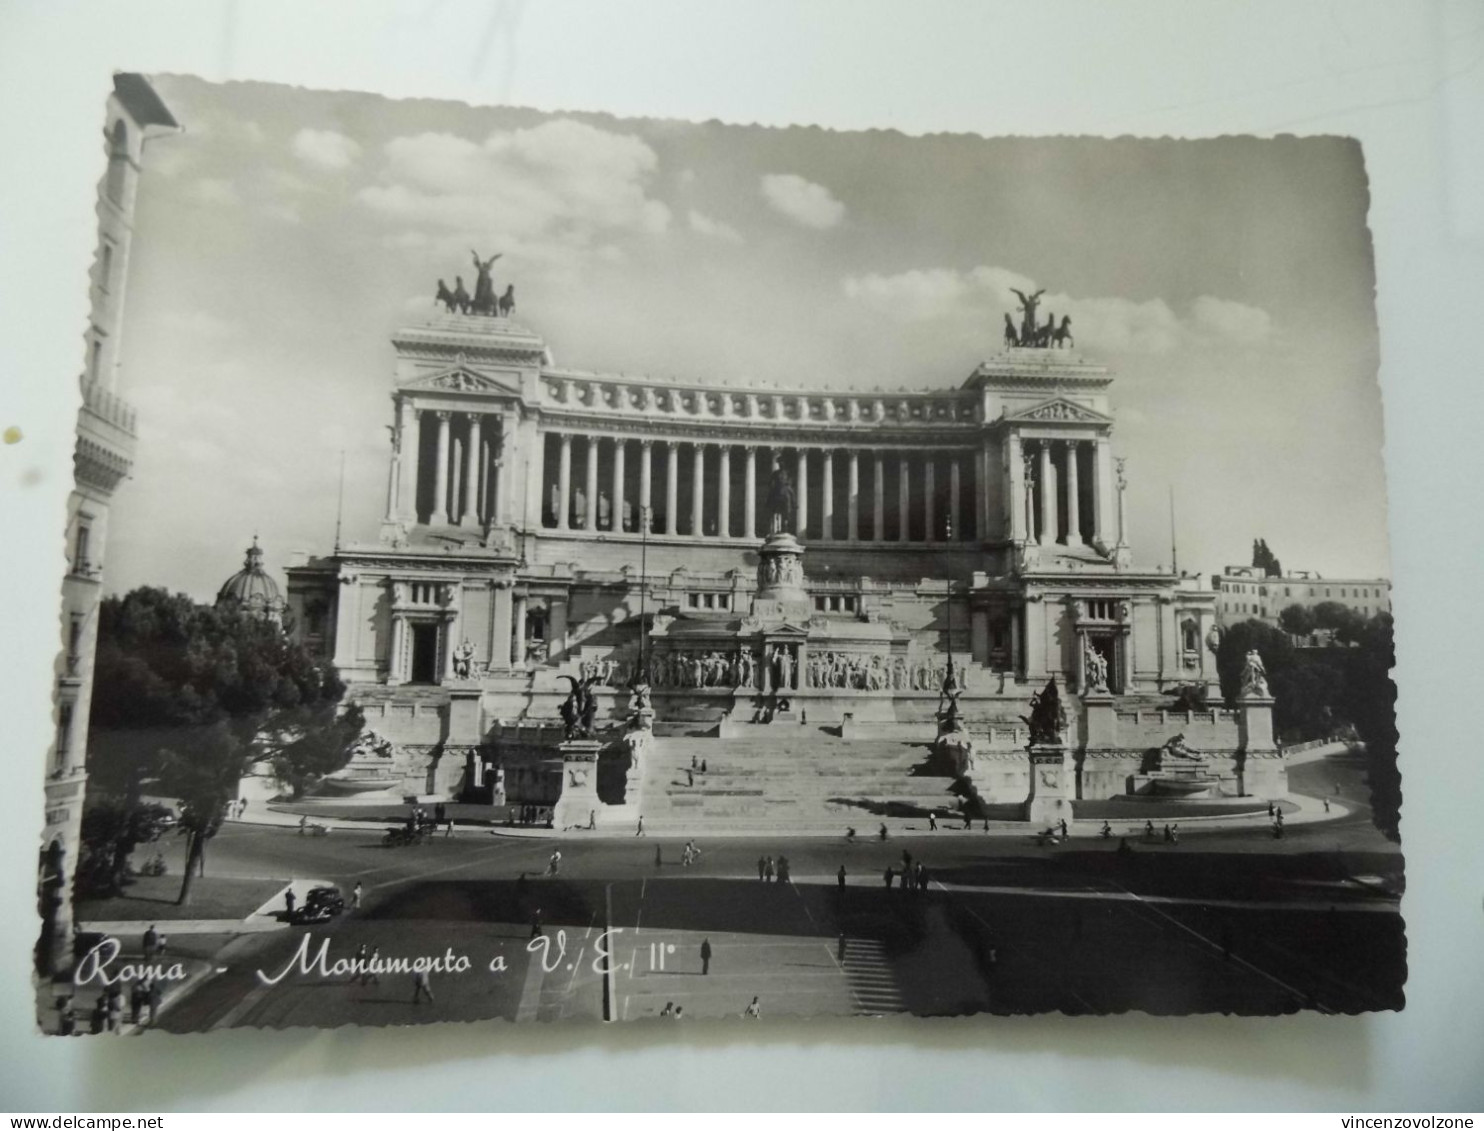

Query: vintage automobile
[[290, 886, 346, 924]]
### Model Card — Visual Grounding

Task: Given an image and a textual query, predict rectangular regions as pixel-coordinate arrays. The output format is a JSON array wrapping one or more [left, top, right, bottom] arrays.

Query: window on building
[[99, 242, 114, 293], [54, 703, 73, 773], [87, 338, 102, 383], [73, 521, 92, 575], [66, 615, 83, 675]]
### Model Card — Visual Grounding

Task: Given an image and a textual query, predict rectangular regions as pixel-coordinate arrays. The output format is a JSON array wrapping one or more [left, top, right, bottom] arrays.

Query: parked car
[[290, 886, 345, 924]]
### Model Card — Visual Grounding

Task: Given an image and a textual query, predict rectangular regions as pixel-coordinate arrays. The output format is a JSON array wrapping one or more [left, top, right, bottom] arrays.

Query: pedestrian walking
[[659, 1001, 674, 1018], [883, 866, 894, 889], [902, 849, 913, 873], [655, 845, 663, 868], [764, 856, 775, 883], [284, 888, 297, 919], [757, 855, 766, 881], [837, 865, 847, 892], [546, 849, 562, 876], [744, 996, 761, 1019], [682, 843, 693, 867], [928, 811, 938, 831], [636, 815, 645, 836], [1144, 819, 1155, 840], [691, 755, 698, 770], [362, 948, 381, 986], [916, 862, 928, 892], [129, 979, 144, 1025], [1059, 818, 1068, 838], [673, 1005, 684, 1020], [777, 855, 790, 883], [1267, 801, 1275, 818], [700, 760, 708, 773], [445, 818, 455, 837], [588, 809, 596, 830], [412, 969, 434, 1004], [1171, 823, 1180, 845], [1100, 821, 1112, 839], [106, 986, 122, 1034], [530, 908, 544, 939], [700, 937, 713, 975], [353, 881, 363, 910], [143, 924, 159, 959], [147, 977, 161, 1023], [1323, 798, 1331, 813], [351, 943, 370, 983], [838, 932, 848, 962], [879, 823, 889, 841], [240, 799, 250, 818]]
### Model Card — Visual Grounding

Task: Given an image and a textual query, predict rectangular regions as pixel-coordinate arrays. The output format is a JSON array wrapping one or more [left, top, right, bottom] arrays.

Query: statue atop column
[[1240, 649, 1271, 698], [765, 459, 796, 536]]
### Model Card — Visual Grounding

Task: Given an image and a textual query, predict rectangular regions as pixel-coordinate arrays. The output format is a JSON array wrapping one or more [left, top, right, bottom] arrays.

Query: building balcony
[[80, 378, 138, 437]]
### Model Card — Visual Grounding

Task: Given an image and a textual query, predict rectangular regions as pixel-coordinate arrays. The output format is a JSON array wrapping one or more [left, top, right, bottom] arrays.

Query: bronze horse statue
[[1003, 312, 1019, 347], [498, 284, 515, 317], [1051, 315, 1073, 349]]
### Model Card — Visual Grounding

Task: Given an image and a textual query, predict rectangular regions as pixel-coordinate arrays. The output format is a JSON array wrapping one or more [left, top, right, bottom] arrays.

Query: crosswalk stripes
[[837, 937, 905, 1014]]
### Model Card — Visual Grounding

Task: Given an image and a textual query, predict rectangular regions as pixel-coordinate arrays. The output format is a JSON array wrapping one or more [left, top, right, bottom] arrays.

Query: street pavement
[[69, 748, 1404, 1032]]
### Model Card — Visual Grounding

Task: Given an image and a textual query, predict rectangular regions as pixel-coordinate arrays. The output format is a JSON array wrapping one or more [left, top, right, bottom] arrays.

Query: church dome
[[216, 538, 286, 622]]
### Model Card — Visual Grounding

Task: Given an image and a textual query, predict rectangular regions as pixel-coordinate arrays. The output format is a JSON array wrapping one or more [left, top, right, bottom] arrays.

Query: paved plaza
[[51, 750, 1402, 1033]]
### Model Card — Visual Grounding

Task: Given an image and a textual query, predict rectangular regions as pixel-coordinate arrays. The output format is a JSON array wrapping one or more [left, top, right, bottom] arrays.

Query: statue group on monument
[[558, 675, 601, 740], [435, 249, 516, 317], [1082, 636, 1110, 693], [1004, 288, 1073, 349], [1022, 677, 1068, 746]]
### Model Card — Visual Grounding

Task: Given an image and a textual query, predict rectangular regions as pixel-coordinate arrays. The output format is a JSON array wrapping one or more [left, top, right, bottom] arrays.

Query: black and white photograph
[[34, 71, 1406, 1038]]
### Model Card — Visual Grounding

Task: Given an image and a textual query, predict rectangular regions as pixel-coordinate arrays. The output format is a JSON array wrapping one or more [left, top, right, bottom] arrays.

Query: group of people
[[226, 797, 250, 820], [1140, 819, 1181, 845], [57, 976, 163, 1035], [756, 854, 792, 883], [506, 804, 554, 828], [577, 657, 624, 685], [883, 850, 932, 893]]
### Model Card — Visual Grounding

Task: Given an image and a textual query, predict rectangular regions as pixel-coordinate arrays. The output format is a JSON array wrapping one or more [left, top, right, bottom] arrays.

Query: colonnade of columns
[[539, 432, 984, 542], [395, 406, 508, 529], [1014, 436, 1107, 548]]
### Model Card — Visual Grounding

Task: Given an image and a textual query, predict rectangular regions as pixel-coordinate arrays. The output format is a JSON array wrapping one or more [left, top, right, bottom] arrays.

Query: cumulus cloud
[[687, 209, 743, 244], [357, 119, 671, 257], [760, 173, 845, 229], [843, 265, 1270, 355], [292, 128, 362, 171]]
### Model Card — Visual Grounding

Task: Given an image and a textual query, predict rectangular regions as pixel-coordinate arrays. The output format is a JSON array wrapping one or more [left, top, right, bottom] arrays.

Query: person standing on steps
[[700, 937, 713, 976]]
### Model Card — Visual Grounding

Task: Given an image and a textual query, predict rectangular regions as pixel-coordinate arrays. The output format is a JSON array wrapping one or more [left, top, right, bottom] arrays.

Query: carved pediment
[[404, 364, 521, 396], [1005, 396, 1113, 425]]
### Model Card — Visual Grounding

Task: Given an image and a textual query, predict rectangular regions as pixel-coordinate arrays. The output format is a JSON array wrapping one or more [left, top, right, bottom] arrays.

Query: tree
[[75, 801, 175, 897], [1278, 603, 1317, 637], [85, 587, 349, 903], [159, 722, 250, 905], [268, 703, 365, 800], [1313, 601, 1366, 644]]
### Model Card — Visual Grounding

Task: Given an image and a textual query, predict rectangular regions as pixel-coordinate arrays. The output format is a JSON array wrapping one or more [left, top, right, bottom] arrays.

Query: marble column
[[796, 448, 808, 535], [384, 439, 399, 524], [510, 593, 527, 669], [1094, 435, 1113, 546], [691, 442, 705, 537], [718, 445, 731, 538], [487, 421, 503, 527], [492, 585, 512, 672], [873, 453, 885, 541], [976, 441, 990, 542], [612, 437, 626, 533], [1007, 432, 1025, 543], [664, 440, 679, 535], [431, 411, 452, 525], [449, 440, 463, 526], [847, 450, 860, 542], [744, 446, 757, 539], [639, 439, 653, 532], [583, 435, 599, 531], [821, 450, 835, 541], [949, 456, 962, 542], [924, 457, 937, 543], [462, 413, 482, 528], [1065, 441, 1083, 545], [399, 403, 421, 523], [1038, 441, 1055, 546], [898, 454, 911, 541], [557, 433, 573, 531]]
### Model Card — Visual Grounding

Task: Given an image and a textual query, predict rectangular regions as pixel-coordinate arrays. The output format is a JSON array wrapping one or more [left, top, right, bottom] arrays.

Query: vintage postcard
[[36, 74, 1402, 1033]]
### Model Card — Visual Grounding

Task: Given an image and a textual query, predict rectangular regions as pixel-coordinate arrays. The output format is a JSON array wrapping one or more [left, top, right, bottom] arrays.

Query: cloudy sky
[[106, 75, 1388, 600]]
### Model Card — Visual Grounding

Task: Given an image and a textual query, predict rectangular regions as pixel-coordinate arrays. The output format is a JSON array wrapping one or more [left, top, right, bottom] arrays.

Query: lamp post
[[944, 514, 956, 688]]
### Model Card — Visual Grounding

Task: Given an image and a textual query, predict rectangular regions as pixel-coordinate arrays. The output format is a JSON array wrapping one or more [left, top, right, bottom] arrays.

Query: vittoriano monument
[[285, 279, 1283, 830]]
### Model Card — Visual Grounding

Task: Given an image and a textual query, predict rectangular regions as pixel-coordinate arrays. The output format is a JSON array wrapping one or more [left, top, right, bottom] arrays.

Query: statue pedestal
[[445, 687, 483, 744], [1023, 743, 1075, 824], [752, 532, 810, 621], [1083, 691, 1117, 747], [1237, 695, 1285, 800], [552, 739, 603, 830]]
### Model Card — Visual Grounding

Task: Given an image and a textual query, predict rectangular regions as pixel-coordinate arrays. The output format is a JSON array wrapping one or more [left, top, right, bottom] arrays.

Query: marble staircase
[[636, 730, 965, 832]]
